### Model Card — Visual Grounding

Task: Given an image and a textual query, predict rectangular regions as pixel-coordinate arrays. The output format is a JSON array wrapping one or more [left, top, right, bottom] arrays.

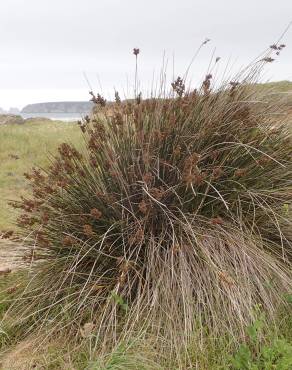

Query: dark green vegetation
[[0, 74, 291, 367], [0, 114, 24, 125]]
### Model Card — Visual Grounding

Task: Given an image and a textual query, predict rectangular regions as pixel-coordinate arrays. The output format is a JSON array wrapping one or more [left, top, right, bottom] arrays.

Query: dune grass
[[0, 120, 82, 230]]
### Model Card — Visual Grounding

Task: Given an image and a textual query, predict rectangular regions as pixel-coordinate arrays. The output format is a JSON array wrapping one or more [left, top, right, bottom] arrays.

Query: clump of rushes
[[6, 48, 292, 363]]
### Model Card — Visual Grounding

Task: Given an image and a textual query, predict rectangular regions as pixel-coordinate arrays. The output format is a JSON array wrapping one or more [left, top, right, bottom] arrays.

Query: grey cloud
[[0, 0, 291, 106]]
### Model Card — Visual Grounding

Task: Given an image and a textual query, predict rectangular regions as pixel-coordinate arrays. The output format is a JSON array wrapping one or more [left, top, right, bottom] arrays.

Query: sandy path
[[0, 239, 25, 272]]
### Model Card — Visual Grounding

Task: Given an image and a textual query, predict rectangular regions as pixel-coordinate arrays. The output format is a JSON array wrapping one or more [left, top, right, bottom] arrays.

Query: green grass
[[0, 120, 82, 230], [258, 80, 292, 93], [255, 80, 292, 108]]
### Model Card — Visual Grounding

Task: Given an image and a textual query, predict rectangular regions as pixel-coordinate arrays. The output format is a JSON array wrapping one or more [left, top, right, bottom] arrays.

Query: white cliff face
[[21, 101, 94, 114]]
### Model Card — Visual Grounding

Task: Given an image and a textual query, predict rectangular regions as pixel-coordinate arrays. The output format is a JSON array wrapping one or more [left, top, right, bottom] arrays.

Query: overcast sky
[[0, 0, 291, 109]]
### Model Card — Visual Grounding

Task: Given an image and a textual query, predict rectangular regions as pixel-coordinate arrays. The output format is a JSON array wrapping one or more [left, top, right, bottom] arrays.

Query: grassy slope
[[261, 80, 292, 92], [0, 120, 82, 230], [256, 80, 292, 108]]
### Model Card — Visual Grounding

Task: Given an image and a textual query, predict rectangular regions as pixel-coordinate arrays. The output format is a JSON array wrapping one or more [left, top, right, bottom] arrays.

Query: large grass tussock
[[4, 64, 292, 363]]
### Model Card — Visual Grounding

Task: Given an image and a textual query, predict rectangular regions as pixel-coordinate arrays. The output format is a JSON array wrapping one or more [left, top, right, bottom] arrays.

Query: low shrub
[[230, 311, 292, 370]]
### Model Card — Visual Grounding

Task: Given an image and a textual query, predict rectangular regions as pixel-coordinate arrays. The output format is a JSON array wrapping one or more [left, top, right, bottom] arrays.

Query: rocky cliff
[[21, 101, 94, 114]]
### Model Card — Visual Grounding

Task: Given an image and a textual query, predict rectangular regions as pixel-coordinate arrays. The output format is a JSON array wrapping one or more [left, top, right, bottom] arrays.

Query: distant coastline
[[20, 112, 83, 121], [0, 101, 94, 121], [21, 101, 93, 114], [20, 101, 94, 121]]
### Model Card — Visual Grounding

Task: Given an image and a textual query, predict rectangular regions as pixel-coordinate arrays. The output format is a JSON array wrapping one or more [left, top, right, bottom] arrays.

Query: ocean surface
[[20, 112, 86, 122]]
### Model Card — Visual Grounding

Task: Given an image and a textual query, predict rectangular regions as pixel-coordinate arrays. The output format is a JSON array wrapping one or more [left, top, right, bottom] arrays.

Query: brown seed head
[[183, 153, 201, 181], [62, 235, 75, 247], [211, 217, 224, 225], [202, 74, 212, 94], [83, 224, 94, 237], [262, 57, 275, 63], [138, 200, 148, 214], [90, 208, 102, 220], [90, 91, 106, 107], [192, 172, 207, 186], [212, 167, 224, 180], [1, 230, 14, 239], [234, 168, 247, 177], [202, 38, 210, 45], [171, 76, 185, 97], [142, 172, 154, 185], [149, 187, 165, 201], [133, 48, 140, 56], [41, 213, 49, 225]]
